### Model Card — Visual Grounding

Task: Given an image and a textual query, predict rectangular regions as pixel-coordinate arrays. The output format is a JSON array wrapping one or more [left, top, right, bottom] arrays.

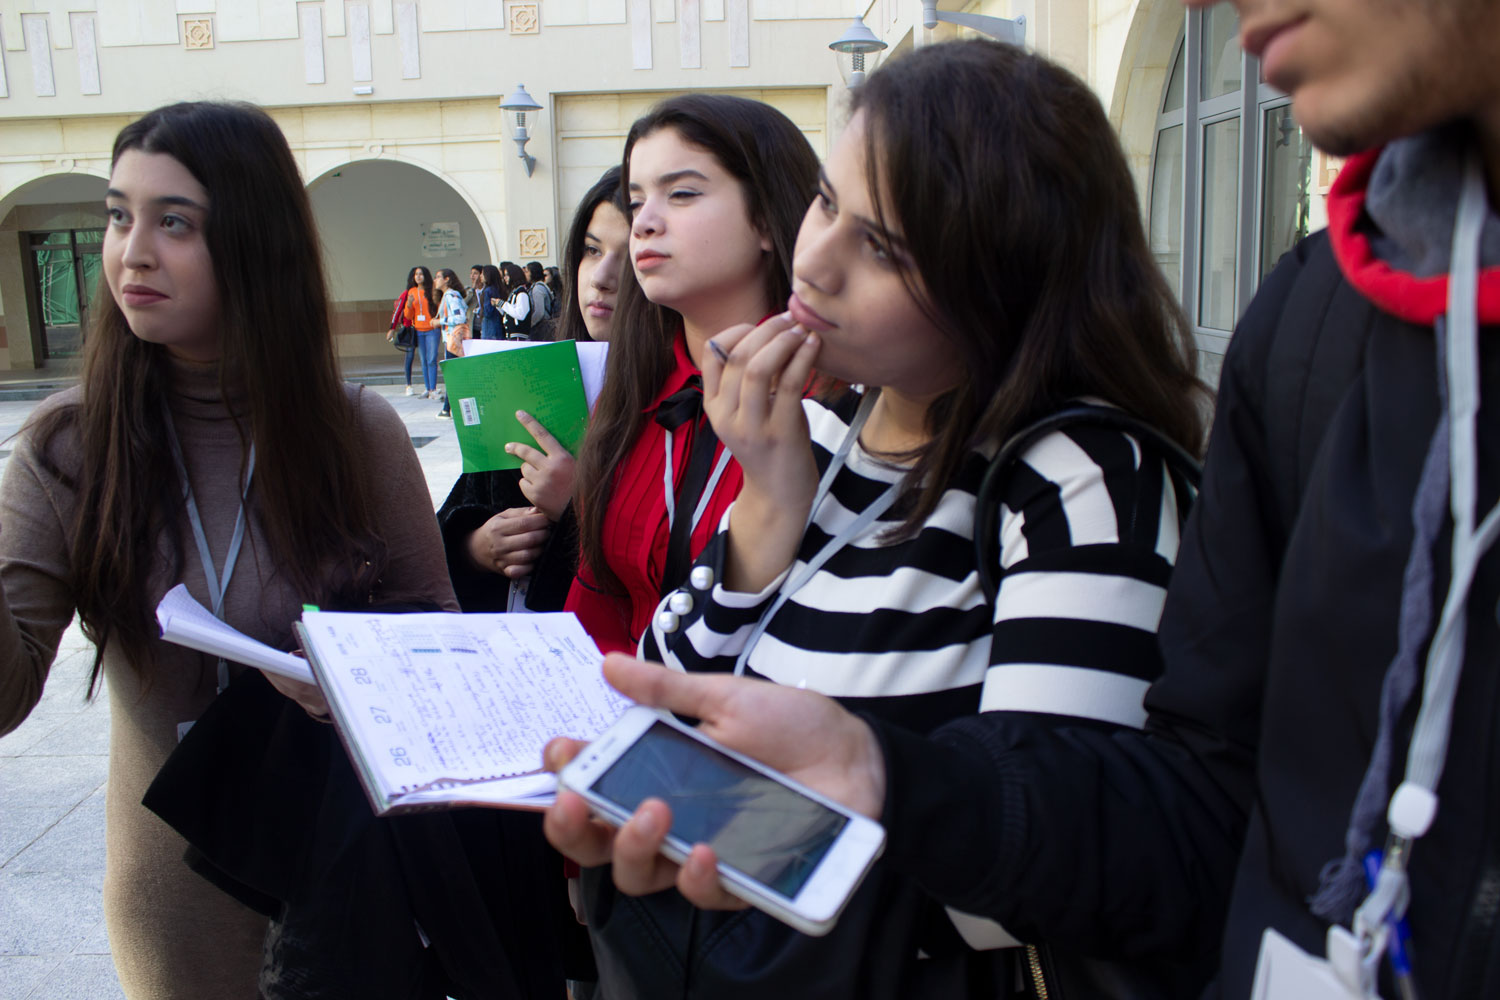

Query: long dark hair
[[480, 264, 503, 298], [34, 101, 389, 692], [558, 166, 623, 344], [849, 40, 1207, 537], [500, 262, 527, 296], [436, 267, 465, 298], [405, 265, 438, 311], [576, 94, 819, 595]]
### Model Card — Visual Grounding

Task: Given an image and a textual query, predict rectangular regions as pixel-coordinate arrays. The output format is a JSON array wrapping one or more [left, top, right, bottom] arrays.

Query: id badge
[[1251, 928, 1382, 1000], [507, 576, 531, 614]]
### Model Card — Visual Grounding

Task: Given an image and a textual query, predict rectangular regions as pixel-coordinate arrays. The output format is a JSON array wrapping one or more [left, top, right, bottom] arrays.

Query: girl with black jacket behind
[[436, 167, 628, 613]]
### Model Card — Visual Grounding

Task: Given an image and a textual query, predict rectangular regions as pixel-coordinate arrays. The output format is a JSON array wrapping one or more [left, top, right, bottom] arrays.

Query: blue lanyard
[[162, 401, 256, 693], [733, 390, 900, 677]]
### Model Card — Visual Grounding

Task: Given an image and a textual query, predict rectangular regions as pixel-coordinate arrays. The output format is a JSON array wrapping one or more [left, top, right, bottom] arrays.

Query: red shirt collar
[[644, 329, 701, 414], [642, 315, 780, 412]]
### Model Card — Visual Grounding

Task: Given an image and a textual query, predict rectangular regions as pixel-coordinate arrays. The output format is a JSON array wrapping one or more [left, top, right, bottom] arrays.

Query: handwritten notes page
[[297, 611, 630, 813]]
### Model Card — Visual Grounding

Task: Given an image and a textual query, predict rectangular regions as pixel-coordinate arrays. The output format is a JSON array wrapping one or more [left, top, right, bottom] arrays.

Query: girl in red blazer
[[568, 95, 819, 654]]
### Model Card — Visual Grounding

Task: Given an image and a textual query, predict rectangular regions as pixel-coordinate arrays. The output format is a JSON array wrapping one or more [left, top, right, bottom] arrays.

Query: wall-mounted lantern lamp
[[919, 0, 1025, 45], [500, 83, 544, 177], [828, 16, 887, 88]]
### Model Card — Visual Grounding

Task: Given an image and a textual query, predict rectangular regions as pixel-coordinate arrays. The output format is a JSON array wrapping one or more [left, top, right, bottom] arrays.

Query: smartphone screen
[[592, 720, 849, 900]]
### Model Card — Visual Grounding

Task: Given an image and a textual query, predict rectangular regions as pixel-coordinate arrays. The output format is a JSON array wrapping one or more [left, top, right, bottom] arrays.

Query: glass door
[[28, 229, 104, 362]]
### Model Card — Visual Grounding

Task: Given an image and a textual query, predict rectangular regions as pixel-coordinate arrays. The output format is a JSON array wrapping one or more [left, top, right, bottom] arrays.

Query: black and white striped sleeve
[[637, 519, 792, 672], [981, 424, 1181, 729]]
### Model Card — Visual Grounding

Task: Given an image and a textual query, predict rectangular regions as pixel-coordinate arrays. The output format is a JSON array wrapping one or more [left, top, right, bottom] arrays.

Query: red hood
[[1327, 149, 1500, 325]]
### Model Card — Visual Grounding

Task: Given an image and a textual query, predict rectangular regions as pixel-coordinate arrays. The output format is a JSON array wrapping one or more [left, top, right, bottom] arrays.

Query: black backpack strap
[[974, 405, 1203, 605], [1259, 231, 1378, 533]]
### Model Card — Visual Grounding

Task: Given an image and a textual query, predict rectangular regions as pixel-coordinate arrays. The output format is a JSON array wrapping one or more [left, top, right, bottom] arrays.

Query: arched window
[[1146, 7, 1316, 376]]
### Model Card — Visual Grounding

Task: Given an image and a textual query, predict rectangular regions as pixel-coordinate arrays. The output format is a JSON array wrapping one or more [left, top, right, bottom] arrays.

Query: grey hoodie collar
[[1365, 123, 1500, 277]]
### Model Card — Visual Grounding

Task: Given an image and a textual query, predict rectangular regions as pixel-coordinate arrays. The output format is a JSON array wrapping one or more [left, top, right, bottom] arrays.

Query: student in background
[[478, 263, 505, 340], [387, 265, 431, 395], [404, 263, 441, 398], [499, 261, 533, 339], [0, 100, 455, 1000], [527, 260, 555, 332], [433, 267, 467, 419], [465, 263, 483, 338], [544, 41, 1209, 998], [566, 95, 819, 655], [544, 266, 564, 318], [437, 166, 627, 614]]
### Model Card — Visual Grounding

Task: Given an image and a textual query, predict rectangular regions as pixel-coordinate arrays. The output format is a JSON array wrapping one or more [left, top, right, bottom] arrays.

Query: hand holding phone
[[548, 658, 887, 936]]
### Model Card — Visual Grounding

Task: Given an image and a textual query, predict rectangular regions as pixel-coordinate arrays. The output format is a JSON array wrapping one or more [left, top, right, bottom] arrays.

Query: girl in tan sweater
[[0, 101, 456, 999]]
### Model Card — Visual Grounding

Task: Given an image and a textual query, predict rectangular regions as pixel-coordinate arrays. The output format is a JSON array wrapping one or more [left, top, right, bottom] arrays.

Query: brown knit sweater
[[0, 358, 457, 999]]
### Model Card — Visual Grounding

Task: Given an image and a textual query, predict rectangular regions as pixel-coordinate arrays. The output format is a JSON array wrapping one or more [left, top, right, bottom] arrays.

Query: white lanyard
[[662, 429, 733, 536], [1348, 151, 1500, 994], [162, 402, 256, 693], [733, 390, 900, 676]]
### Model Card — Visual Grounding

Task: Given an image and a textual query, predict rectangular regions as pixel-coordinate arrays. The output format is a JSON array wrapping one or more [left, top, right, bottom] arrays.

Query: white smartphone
[[558, 704, 886, 937]]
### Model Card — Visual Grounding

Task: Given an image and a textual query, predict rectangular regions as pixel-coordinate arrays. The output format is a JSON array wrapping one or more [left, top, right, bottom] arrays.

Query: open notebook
[[295, 610, 630, 813], [154, 586, 629, 813]]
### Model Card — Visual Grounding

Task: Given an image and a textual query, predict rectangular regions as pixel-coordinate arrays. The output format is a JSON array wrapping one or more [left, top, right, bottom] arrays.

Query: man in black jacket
[[543, 1, 1500, 997]]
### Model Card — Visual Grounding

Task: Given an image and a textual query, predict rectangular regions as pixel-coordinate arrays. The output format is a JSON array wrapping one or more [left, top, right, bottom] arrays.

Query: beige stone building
[[0, 0, 1330, 380]]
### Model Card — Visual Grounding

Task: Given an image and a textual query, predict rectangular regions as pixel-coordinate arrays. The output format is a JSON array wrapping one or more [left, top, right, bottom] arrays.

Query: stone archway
[[1108, 0, 1185, 217], [306, 158, 494, 355], [0, 172, 110, 371]]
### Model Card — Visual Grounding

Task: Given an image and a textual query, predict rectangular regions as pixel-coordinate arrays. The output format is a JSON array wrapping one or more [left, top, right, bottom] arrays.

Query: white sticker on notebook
[[459, 398, 480, 425]]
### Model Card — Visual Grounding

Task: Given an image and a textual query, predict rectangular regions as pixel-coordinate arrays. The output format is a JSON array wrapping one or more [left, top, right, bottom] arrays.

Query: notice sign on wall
[[421, 222, 461, 258]]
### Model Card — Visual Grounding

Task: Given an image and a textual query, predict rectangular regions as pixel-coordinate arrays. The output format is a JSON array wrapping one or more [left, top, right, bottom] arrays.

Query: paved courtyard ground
[[0, 377, 464, 998]]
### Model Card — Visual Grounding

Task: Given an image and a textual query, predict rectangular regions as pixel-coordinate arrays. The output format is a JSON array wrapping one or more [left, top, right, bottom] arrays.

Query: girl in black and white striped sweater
[[547, 40, 1210, 999], [643, 393, 1182, 740]]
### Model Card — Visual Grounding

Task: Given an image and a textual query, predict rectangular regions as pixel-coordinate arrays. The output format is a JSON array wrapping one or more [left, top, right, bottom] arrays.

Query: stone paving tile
[[22, 703, 110, 758], [0, 713, 63, 758], [0, 804, 75, 868], [73, 916, 111, 956], [0, 955, 60, 1000], [0, 755, 107, 812], [0, 869, 104, 955], [0, 673, 92, 726], [8, 787, 106, 873], [18, 954, 124, 1000]]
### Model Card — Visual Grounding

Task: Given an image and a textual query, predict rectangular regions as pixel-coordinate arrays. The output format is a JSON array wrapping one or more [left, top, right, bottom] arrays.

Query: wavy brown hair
[[575, 95, 819, 596], [848, 41, 1208, 537], [33, 101, 388, 693]]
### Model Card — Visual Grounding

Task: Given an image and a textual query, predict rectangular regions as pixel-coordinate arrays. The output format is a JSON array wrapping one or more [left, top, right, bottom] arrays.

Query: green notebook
[[441, 341, 589, 473]]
